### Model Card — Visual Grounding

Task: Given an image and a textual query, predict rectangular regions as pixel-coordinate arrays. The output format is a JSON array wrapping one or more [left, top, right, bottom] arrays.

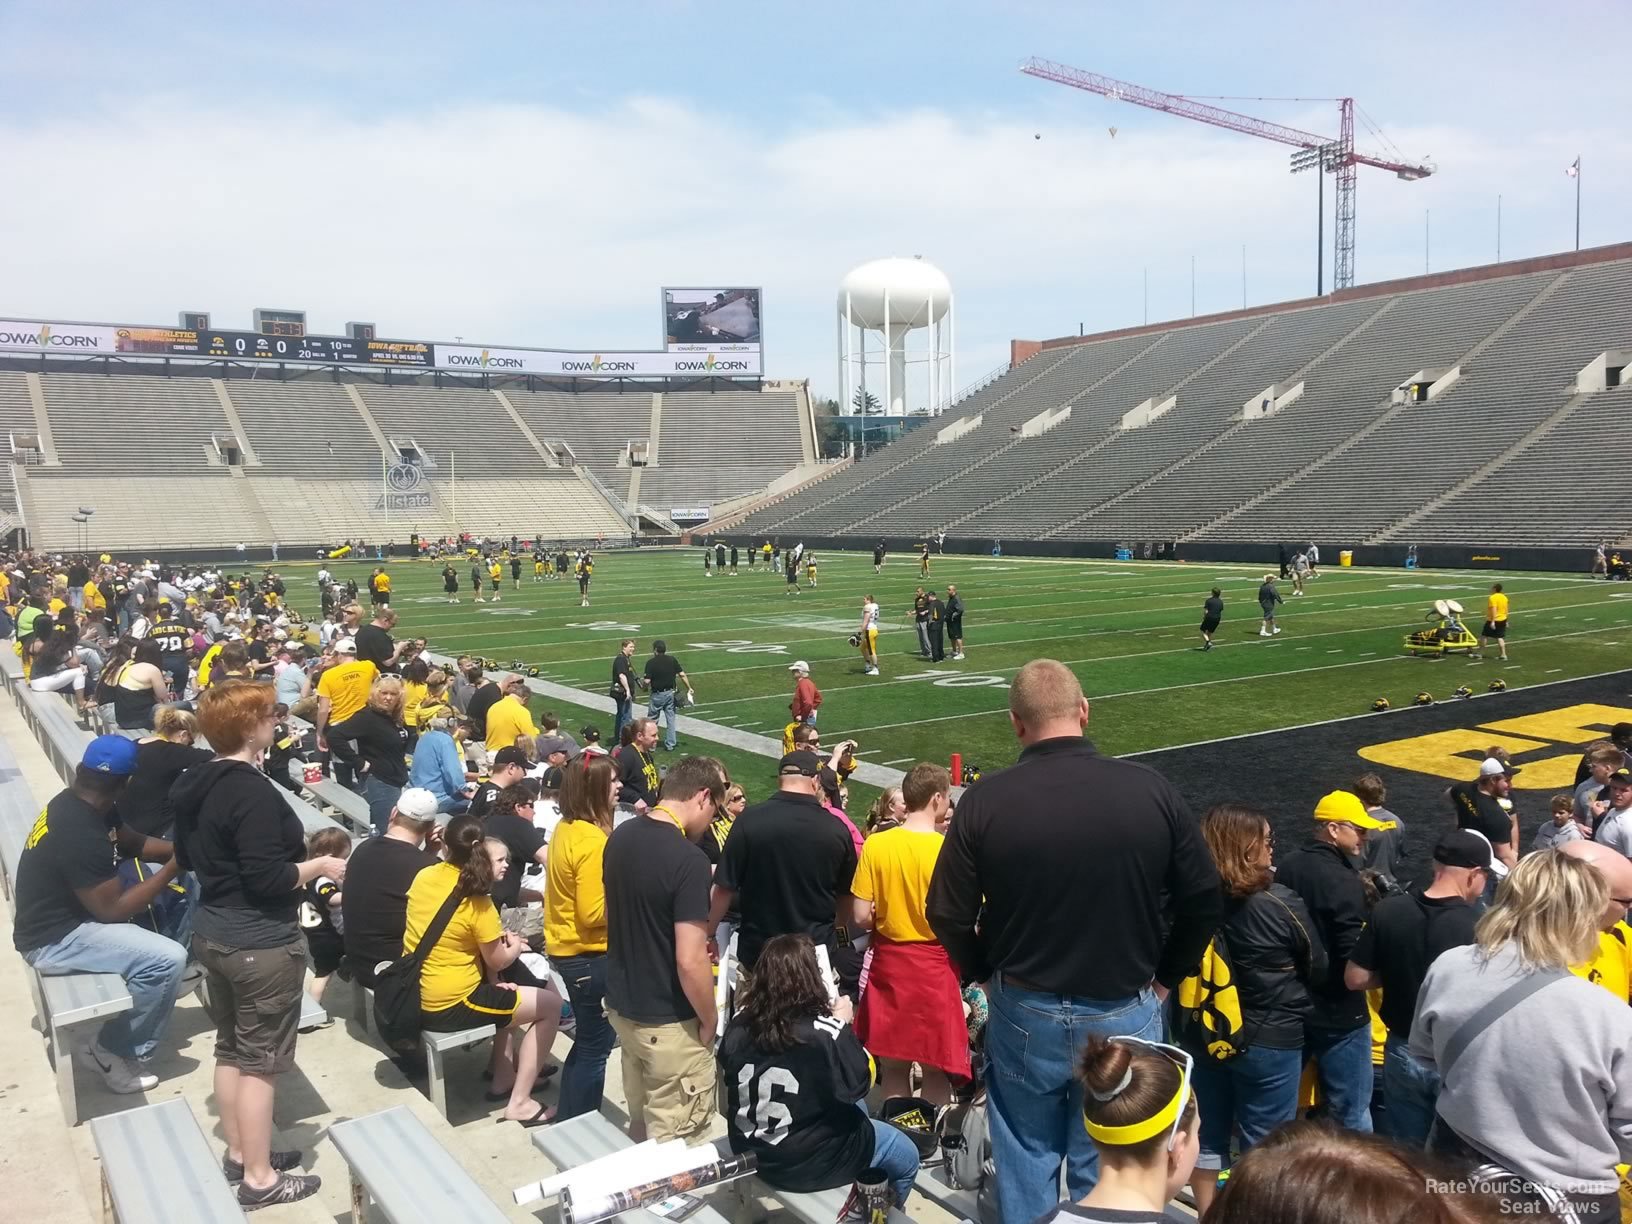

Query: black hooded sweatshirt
[[172, 758, 306, 947]]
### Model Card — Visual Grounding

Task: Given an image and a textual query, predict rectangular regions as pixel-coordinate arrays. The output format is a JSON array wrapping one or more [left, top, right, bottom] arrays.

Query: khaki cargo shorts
[[606, 1008, 717, 1141]]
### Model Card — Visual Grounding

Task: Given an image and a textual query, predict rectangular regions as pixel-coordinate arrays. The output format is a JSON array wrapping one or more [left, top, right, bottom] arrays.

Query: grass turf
[[300, 550, 1627, 794]]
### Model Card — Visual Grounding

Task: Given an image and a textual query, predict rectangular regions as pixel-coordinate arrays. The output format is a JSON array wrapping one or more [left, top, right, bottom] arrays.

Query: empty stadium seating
[[738, 248, 1632, 548]]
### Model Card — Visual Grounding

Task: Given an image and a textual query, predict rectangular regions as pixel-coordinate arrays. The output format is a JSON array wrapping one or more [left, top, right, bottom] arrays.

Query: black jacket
[[328, 707, 411, 786], [927, 737, 1222, 997], [1274, 840, 1369, 1032], [616, 743, 659, 808], [172, 759, 305, 927], [1206, 883, 1326, 1050]]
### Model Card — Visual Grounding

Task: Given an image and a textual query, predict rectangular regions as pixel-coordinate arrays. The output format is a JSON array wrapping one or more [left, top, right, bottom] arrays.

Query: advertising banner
[[0, 320, 120, 353], [432, 345, 761, 377]]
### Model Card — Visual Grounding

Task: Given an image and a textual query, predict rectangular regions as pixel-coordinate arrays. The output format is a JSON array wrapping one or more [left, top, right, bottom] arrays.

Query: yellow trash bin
[[1340, 550, 1353, 567]]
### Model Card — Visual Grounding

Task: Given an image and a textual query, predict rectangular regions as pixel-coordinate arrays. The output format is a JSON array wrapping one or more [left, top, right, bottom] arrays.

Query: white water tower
[[838, 256, 954, 420]]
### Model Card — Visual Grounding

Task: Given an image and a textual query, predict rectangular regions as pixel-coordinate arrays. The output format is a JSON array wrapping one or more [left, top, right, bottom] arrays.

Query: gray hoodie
[[1410, 941, 1632, 1194]]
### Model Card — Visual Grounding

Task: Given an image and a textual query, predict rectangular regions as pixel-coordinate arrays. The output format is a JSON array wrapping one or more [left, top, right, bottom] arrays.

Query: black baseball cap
[[492, 746, 530, 770], [1434, 829, 1493, 870], [778, 750, 821, 777]]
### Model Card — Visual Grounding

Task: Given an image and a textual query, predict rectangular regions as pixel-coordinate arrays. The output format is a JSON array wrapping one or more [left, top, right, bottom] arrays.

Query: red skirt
[[854, 938, 970, 1079]]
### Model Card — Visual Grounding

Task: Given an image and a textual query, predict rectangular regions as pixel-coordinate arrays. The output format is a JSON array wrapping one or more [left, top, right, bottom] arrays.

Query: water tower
[[838, 257, 954, 421]]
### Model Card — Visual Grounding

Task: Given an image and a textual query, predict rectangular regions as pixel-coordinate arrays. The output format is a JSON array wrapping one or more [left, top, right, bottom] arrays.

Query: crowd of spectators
[[7, 549, 1632, 1221]]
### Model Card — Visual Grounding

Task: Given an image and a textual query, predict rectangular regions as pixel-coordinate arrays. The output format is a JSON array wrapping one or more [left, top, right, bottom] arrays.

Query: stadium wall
[[769, 535, 1598, 574]]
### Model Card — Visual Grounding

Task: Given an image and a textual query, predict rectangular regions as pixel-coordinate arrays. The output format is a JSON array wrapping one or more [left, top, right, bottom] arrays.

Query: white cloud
[[1, 95, 1627, 402]]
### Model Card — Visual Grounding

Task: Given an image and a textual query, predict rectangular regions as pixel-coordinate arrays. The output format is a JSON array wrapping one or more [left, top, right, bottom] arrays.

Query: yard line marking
[[882, 757, 916, 766], [1360, 651, 1376, 656], [1546, 668, 1564, 674], [1326, 649, 1342, 654]]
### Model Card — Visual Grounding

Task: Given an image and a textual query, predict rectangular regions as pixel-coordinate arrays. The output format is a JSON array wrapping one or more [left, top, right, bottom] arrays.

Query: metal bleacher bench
[[88, 1096, 245, 1223], [285, 756, 374, 836], [330, 1105, 510, 1223], [529, 1111, 733, 1224]]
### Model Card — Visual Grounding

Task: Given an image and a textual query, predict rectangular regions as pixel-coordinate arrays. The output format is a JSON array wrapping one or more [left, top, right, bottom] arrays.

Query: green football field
[[305, 549, 1628, 800]]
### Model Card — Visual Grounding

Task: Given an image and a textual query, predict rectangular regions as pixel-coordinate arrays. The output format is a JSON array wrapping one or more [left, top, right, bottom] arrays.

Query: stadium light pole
[[1290, 141, 1340, 296]]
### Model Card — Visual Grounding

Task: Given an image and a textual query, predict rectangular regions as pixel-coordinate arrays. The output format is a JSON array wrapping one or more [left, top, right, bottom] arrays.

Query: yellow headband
[[1083, 1079, 1187, 1146]]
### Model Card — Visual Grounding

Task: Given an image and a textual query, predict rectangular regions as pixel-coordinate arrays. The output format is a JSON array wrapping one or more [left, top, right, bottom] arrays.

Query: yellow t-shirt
[[489, 563, 502, 583], [485, 694, 539, 752], [850, 826, 944, 943], [317, 658, 379, 724], [81, 581, 105, 612], [1571, 921, 1632, 1002], [47, 597, 66, 615], [1487, 591, 1509, 622], [402, 680, 428, 729], [195, 641, 225, 689], [403, 862, 502, 1012], [544, 818, 609, 957], [1367, 989, 1387, 1067]]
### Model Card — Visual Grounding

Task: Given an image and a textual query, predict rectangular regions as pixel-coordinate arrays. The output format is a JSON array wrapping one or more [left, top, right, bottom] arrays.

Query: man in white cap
[[340, 787, 442, 988], [788, 660, 821, 731], [1449, 757, 1518, 880]]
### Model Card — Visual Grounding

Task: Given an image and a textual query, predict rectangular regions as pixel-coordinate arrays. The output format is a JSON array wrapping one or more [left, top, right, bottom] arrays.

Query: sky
[[1, 1, 1627, 403]]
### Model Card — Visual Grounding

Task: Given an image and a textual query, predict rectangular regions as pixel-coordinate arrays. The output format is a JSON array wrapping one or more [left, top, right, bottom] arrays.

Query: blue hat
[[82, 735, 139, 776]]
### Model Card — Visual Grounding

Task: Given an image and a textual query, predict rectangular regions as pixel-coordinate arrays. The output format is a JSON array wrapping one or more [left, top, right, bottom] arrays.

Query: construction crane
[[1020, 57, 1434, 292]]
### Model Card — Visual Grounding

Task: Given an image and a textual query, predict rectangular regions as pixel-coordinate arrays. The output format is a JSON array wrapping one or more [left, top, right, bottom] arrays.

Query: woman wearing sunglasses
[[1035, 1035, 1199, 1223]]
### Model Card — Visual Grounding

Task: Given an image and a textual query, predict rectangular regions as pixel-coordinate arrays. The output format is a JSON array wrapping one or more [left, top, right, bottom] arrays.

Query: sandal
[[503, 1102, 556, 1129]]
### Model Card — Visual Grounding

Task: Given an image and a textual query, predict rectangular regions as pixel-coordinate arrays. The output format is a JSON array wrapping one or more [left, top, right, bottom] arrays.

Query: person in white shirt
[[857, 595, 881, 677], [1592, 771, 1632, 859]]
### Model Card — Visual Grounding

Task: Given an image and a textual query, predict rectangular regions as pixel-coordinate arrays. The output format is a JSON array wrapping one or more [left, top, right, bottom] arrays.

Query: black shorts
[[947, 617, 963, 639], [371, 591, 389, 604], [444, 579, 457, 593], [422, 981, 520, 1032], [1200, 617, 1221, 634], [786, 570, 797, 585], [305, 926, 345, 977], [1483, 620, 1507, 639]]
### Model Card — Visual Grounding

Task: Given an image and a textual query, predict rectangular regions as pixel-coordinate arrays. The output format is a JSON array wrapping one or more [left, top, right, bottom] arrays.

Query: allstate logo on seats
[[386, 462, 423, 493]]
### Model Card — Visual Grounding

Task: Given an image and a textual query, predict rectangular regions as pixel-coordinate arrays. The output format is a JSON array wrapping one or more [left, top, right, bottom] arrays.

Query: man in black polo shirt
[[945, 584, 965, 660], [354, 608, 402, 674], [644, 640, 688, 752], [926, 660, 1221, 1224], [468, 747, 528, 819], [342, 788, 440, 986], [1344, 829, 1487, 1146], [603, 755, 726, 1141], [616, 718, 661, 813], [709, 751, 858, 978], [465, 665, 503, 744], [610, 639, 636, 741], [1449, 757, 1518, 884]]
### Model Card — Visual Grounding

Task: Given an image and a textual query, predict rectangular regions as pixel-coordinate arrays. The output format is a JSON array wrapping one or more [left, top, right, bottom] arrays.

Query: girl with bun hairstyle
[[1034, 1035, 1199, 1223]]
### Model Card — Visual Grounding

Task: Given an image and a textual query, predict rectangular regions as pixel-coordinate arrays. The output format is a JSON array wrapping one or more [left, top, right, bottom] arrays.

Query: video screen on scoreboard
[[663, 287, 762, 351]]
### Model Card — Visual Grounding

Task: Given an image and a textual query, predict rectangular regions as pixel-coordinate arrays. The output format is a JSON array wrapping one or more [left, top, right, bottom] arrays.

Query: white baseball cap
[[333, 637, 358, 654], [1478, 757, 1510, 778], [394, 788, 439, 822], [788, 660, 810, 673]]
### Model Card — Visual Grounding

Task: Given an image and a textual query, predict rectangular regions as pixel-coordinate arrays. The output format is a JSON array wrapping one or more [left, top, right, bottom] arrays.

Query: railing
[[575, 463, 639, 531], [930, 362, 1011, 416]]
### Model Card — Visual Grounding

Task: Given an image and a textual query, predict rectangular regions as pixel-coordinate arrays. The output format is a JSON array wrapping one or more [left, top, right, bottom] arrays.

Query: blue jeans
[[1304, 1024, 1374, 1133], [1382, 1035, 1439, 1148], [434, 794, 469, 816], [555, 953, 615, 1121], [1191, 1043, 1303, 1170], [613, 696, 633, 742], [362, 774, 401, 835], [865, 1112, 920, 1206], [985, 975, 1162, 1224], [648, 689, 678, 750], [23, 920, 188, 1060]]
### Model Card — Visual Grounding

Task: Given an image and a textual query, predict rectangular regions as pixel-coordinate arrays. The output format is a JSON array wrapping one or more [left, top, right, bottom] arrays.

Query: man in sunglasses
[[1277, 789, 1396, 1136], [1344, 829, 1489, 1146]]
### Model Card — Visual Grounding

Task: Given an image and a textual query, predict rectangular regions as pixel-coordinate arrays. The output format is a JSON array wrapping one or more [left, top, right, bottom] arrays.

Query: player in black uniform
[[715, 541, 727, 573], [510, 554, 523, 590], [873, 540, 886, 574], [729, 544, 739, 575], [576, 554, 593, 607], [442, 563, 459, 604], [784, 549, 800, 596], [718, 935, 918, 1205], [1199, 586, 1224, 651], [704, 546, 713, 577]]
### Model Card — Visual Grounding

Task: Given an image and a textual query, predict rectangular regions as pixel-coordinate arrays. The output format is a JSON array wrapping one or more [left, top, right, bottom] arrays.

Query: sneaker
[[75, 1039, 157, 1094], [223, 1150, 302, 1182], [865, 666, 880, 676], [238, 1172, 321, 1211], [1259, 629, 1270, 637], [1272, 627, 1282, 635], [951, 652, 965, 660]]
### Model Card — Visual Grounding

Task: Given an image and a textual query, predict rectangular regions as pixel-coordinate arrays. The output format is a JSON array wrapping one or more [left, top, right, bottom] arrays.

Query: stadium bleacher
[[738, 247, 1632, 549]]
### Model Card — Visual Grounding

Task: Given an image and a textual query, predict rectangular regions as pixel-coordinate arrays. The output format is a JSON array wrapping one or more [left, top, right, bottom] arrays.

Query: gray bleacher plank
[[329, 1105, 509, 1224], [529, 1112, 733, 1224], [89, 1097, 245, 1223], [41, 968, 133, 1026]]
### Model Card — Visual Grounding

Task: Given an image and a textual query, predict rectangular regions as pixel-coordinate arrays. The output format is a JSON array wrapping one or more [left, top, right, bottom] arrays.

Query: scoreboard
[[113, 327, 432, 367]]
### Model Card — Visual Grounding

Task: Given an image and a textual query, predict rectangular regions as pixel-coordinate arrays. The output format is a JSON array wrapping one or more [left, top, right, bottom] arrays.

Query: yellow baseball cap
[[1314, 790, 1396, 830]]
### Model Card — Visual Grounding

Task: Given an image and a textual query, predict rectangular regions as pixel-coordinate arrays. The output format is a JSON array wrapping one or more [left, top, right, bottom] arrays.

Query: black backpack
[[371, 887, 464, 1051]]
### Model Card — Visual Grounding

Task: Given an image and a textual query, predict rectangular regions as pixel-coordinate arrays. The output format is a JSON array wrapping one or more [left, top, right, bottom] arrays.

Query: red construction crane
[[1020, 57, 1434, 292]]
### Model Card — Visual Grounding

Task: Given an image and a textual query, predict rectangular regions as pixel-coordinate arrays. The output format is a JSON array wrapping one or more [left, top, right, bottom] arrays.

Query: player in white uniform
[[858, 595, 881, 676]]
